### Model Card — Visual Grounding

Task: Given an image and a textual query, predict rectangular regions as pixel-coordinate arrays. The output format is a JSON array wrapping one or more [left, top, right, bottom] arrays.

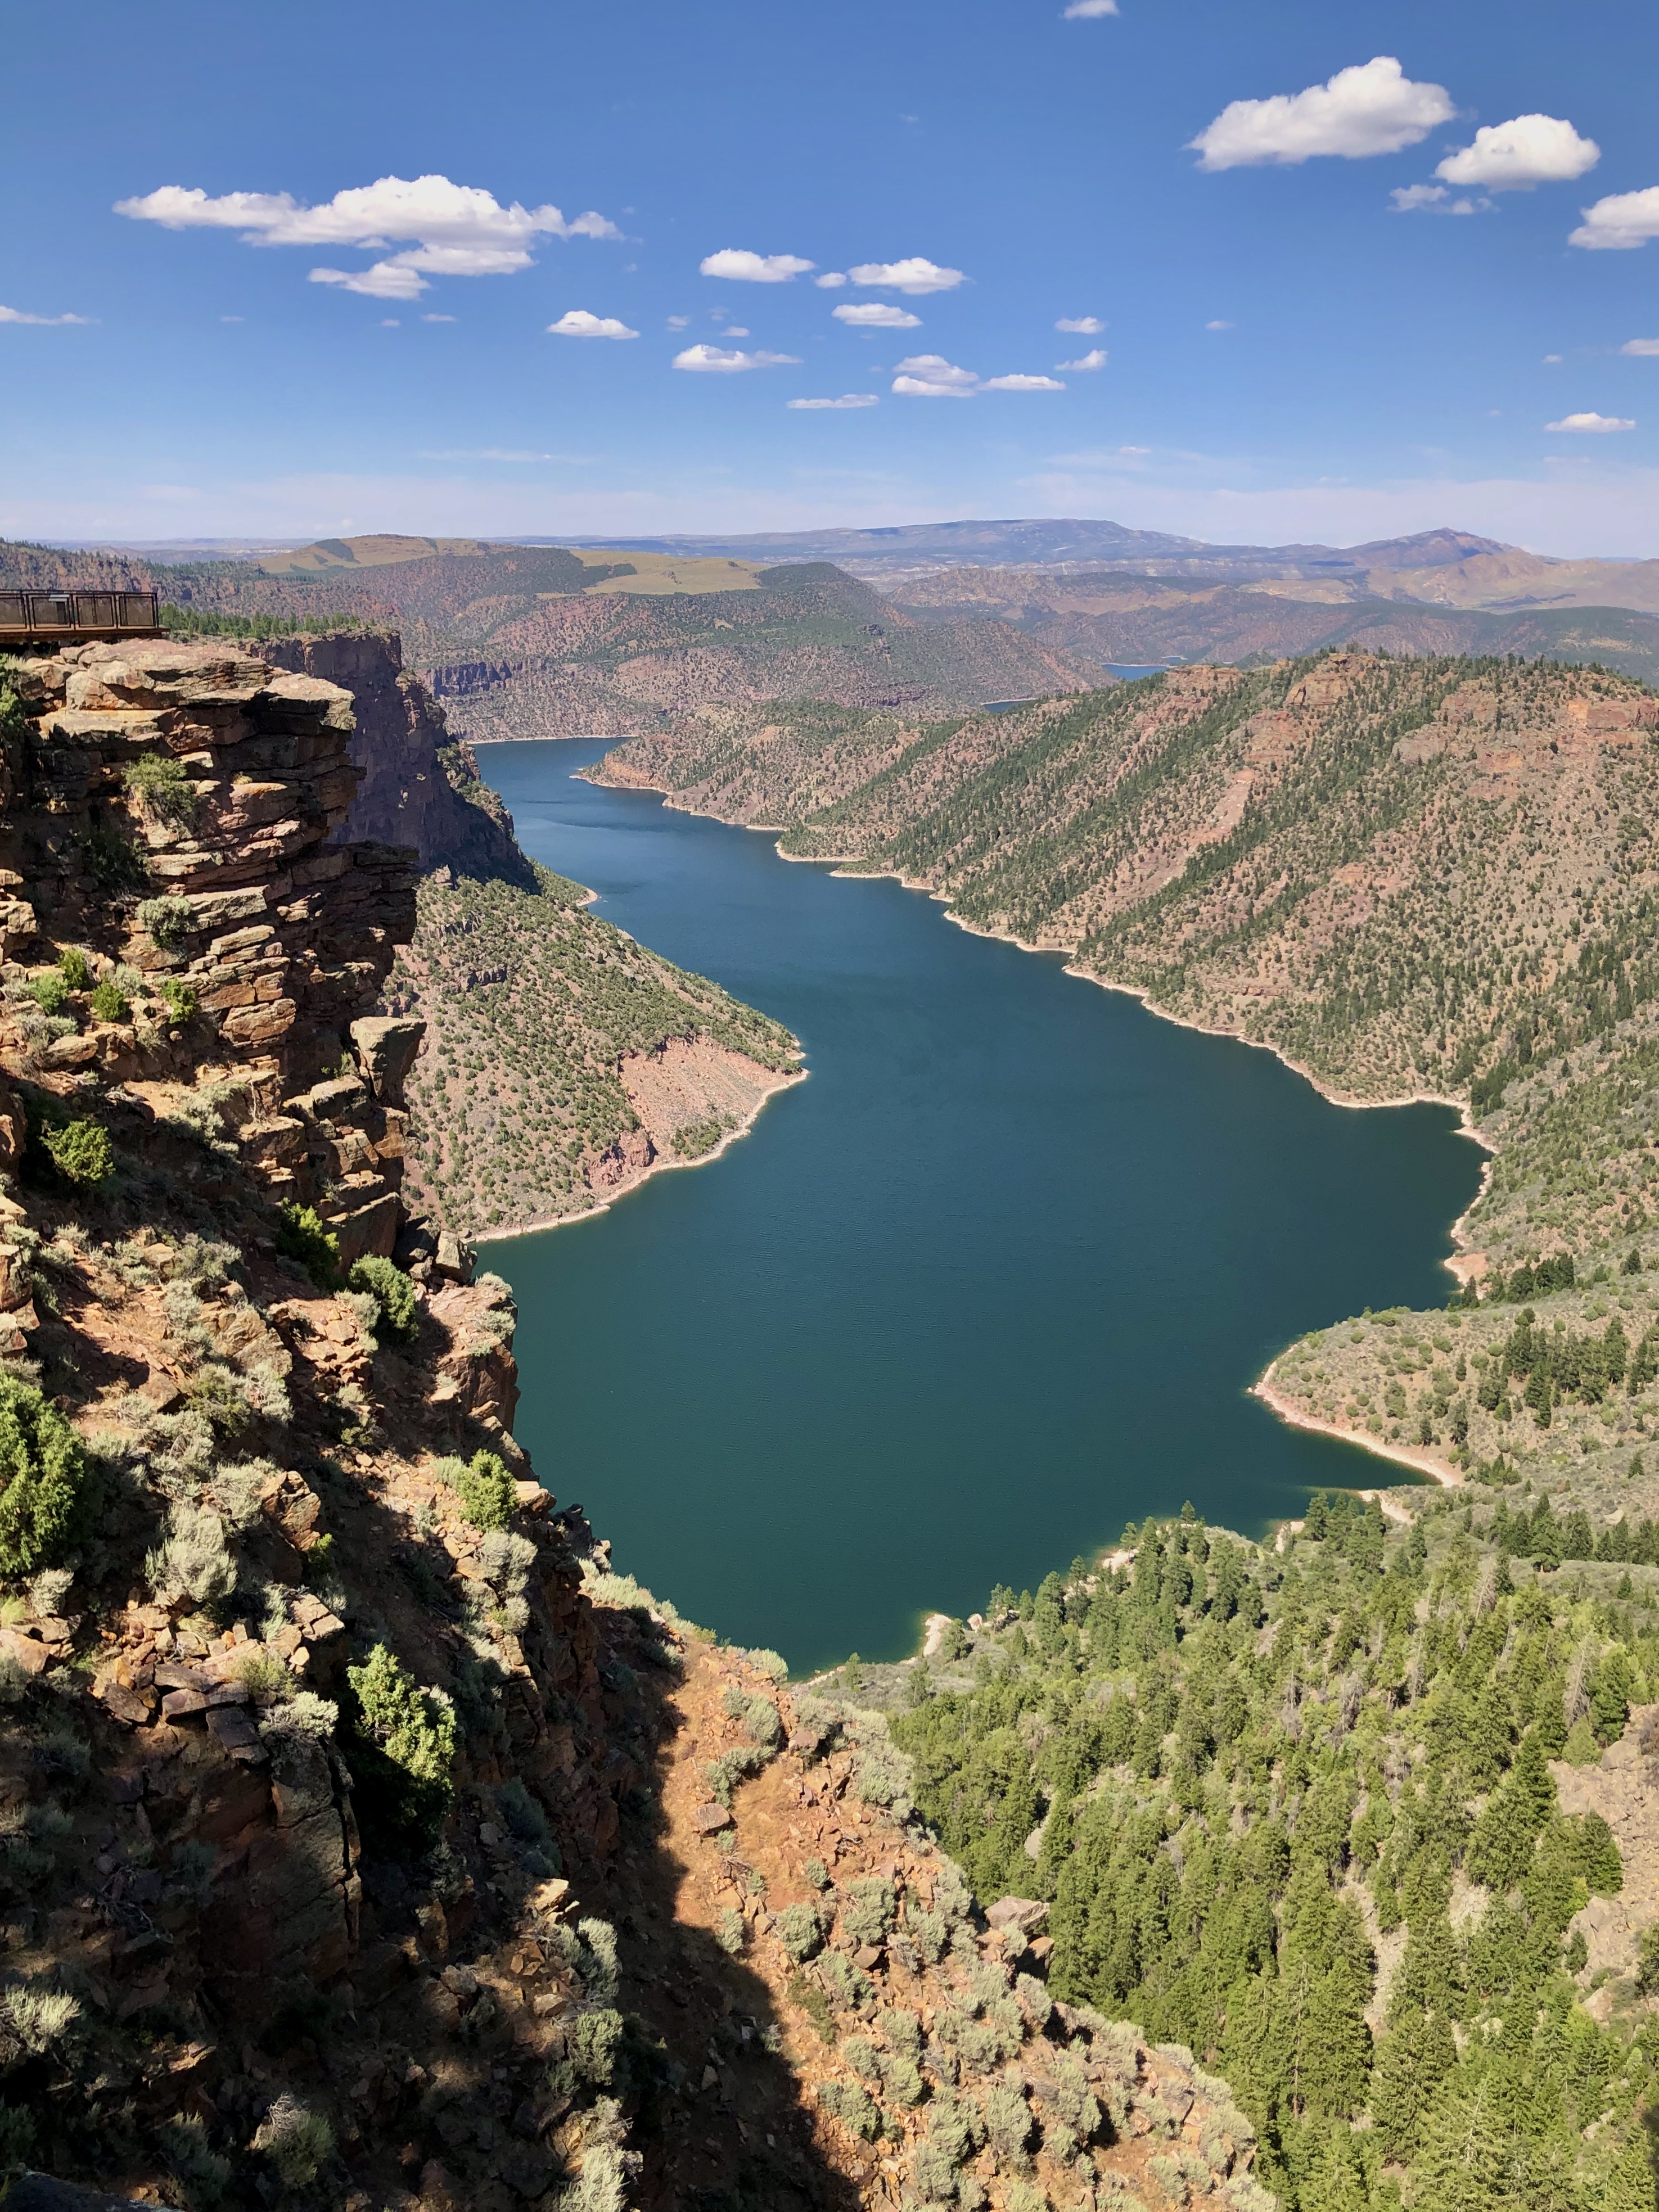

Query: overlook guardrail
[[0, 588, 161, 641]]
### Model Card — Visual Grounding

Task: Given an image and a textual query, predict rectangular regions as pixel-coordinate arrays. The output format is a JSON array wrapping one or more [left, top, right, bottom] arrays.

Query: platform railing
[[0, 588, 161, 639]]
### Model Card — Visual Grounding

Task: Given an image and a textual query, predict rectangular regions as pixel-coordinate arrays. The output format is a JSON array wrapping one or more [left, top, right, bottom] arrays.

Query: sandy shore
[[471, 1062, 807, 1247], [1253, 1370, 1464, 1491]]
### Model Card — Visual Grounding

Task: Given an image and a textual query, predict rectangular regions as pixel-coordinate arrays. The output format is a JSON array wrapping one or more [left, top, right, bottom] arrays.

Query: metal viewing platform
[[0, 588, 161, 643]]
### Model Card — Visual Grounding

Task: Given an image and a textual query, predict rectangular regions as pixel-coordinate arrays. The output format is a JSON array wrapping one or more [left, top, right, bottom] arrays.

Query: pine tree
[[1601, 2127, 1658, 2212], [1407, 2074, 1507, 2212]]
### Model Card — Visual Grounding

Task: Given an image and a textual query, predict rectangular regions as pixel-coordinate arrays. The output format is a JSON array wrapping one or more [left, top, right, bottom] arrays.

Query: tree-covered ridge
[[384, 864, 800, 1238], [864, 1502, 1659, 2211]]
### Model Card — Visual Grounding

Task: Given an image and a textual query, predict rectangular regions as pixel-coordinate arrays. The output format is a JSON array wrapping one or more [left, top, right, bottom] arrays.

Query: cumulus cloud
[[673, 343, 801, 372], [548, 310, 638, 338], [1056, 315, 1104, 334], [848, 258, 966, 294], [787, 394, 880, 409], [833, 302, 921, 328], [0, 304, 92, 325], [1571, 187, 1659, 251], [666, 315, 690, 329], [1062, 0, 1119, 16], [1622, 338, 1659, 356], [891, 354, 980, 397], [1545, 412, 1635, 434], [890, 355, 1063, 397], [1057, 348, 1107, 370], [1390, 184, 1491, 216], [814, 272, 849, 288], [1189, 56, 1454, 171], [1435, 114, 1599, 191], [117, 174, 619, 297], [698, 249, 814, 282]]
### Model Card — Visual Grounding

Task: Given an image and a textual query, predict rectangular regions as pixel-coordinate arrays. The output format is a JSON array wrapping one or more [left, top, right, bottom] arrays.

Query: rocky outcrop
[[256, 630, 533, 884]]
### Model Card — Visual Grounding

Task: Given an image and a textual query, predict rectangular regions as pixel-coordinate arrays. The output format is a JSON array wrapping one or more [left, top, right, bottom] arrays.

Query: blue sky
[[3, 0, 1657, 554]]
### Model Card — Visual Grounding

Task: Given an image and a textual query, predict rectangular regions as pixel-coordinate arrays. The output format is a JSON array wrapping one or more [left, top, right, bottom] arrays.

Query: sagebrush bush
[[776, 1902, 823, 1962], [0, 1374, 90, 1578], [137, 895, 193, 949], [145, 1504, 237, 1608], [157, 2112, 231, 2210], [251, 2093, 333, 2187], [27, 972, 68, 1015], [124, 750, 198, 825], [348, 1254, 418, 1342], [344, 1643, 456, 1851]]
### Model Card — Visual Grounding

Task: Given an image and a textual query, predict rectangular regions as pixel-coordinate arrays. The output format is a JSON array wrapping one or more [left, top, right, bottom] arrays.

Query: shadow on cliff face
[[575, 1600, 864, 2212]]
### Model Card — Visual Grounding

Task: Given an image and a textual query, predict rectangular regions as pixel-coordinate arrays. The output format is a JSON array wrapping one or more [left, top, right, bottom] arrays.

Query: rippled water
[[478, 740, 1483, 1671]]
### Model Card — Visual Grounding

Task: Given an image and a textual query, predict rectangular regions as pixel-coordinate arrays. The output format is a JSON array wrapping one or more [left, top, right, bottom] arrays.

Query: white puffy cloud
[[0, 304, 92, 325], [116, 174, 619, 297], [1056, 315, 1104, 334], [787, 394, 879, 409], [1545, 412, 1635, 433], [666, 315, 690, 329], [1390, 184, 1491, 216], [890, 356, 1064, 397], [673, 344, 801, 371], [548, 310, 639, 339], [832, 302, 921, 328], [849, 258, 966, 294], [1057, 348, 1107, 370], [1189, 56, 1454, 171], [891, 354, 979, 396], [814, 272, 849, 288], [1062, 0, 1118, 16], [698, 249, 814, 282], [1435, 114, 1599, 191], [1622, 338, 1659, 357], [1571, 187, 1659, 251]]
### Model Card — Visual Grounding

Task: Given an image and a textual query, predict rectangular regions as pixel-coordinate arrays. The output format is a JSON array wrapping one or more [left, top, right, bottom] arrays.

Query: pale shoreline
[[471, 1063, 808, 1248], [578, 754, 1498, 1502]]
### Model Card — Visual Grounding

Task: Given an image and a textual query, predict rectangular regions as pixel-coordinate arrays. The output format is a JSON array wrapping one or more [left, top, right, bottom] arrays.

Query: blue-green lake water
[[477, 740, 1484, 1673]]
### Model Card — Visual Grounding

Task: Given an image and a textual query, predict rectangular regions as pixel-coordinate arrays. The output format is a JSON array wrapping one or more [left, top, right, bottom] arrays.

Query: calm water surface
[[477, 740, 1484, 1672]]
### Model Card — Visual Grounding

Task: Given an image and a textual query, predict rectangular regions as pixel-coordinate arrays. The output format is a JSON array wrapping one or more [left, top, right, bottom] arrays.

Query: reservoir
[[478, 740, 1484, 1673]]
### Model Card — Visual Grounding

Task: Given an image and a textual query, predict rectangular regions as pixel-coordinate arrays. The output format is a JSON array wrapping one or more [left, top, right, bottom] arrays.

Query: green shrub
[[0, 1375, 90, 1578], [276, 1203, 340, 1289], [840, 1877, 896, 1947], [777, 1902, 824, 1962], [569, 2005, 625, 2084], [349, 1254, 418, 1343], [0, 2099, 34, 2178], [27, 972, 69, 1015], [56, 949, 92, 991], [716, 1907, 745, 1954], [250, 2094, 333, 2188], [137, 895, 193, 949], [157, 2112, 231, 2210], [344, 1643, 456, 1852], [42, 1118, 112, 1187], [125, 750, 199, 825], [89, 978, 129, 1023], [158, 977, 198, 1023], [453, 1448, 516, 1530]]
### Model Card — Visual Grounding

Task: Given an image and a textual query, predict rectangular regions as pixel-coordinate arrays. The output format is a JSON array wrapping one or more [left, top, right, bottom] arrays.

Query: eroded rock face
[[255, 630, 533, 884]]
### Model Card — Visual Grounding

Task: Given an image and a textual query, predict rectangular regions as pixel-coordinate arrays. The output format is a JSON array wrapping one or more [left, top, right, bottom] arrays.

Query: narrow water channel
[[477, 740, 1484, 1672]]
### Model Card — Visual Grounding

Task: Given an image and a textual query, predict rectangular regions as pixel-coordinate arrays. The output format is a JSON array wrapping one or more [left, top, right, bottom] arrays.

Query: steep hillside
[[888, 570, 1659, 685], [383, 865, 803, 1240]]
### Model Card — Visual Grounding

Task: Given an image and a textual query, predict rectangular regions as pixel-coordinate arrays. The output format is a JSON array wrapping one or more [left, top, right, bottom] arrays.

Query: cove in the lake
[[477, 739, 1485, 1674]]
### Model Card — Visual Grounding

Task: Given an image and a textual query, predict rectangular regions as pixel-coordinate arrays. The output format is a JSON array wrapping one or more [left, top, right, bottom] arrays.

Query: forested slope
[[826, 1498, 1659, 2212]]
